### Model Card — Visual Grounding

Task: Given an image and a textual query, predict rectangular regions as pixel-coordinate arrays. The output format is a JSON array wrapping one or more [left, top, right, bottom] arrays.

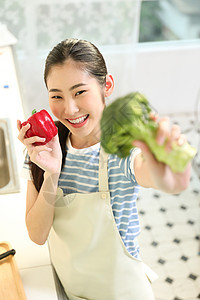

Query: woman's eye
[[75, 90, 86, 96], [52, 95, 62, 99]]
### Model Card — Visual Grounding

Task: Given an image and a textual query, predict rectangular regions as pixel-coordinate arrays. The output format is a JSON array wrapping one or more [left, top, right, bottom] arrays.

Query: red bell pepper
[[21, 109, 58, 146]]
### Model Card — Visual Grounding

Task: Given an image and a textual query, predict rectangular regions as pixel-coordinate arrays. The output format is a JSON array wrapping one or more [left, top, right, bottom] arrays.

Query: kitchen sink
[[0, 119, 20, 194]]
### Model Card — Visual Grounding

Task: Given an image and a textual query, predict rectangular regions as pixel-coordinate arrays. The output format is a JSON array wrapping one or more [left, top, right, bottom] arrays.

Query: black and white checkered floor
[[137, 113, 200, 300]]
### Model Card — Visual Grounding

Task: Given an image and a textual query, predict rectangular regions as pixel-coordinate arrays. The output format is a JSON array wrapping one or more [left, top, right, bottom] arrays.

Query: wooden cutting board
[[0, 242, 26, 300]]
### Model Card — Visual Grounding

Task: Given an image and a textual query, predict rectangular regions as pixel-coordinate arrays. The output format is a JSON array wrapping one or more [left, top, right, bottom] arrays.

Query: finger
[[156, 117, 170, 145], [177, 134, 187, 146], [17, 120, 21, 131], [34, 145, 53, 152], [149, 112, 159, 122], [30, 145, 52, 160], [24, 136, 46, 146], [165, 124, 181, 151], [17, 123, 30, 142], [27, 145, 53, 163], [171, 124, 181, 140]]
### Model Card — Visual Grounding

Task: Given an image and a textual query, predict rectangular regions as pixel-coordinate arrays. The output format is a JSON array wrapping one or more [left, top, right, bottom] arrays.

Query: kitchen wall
[[134, 41, 200, 115], [103, 40, 200, 115]]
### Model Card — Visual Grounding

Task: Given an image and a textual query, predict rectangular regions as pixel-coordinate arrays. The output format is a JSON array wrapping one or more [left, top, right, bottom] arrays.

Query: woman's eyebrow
[[49, 88, 62, 93], [69, 83, 87, 91], [49, 83, 87, 93]]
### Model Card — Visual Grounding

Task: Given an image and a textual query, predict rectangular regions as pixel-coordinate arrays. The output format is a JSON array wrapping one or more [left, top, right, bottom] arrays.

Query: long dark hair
[[30, 38, 108, 192], [30, 121, 69, 192]]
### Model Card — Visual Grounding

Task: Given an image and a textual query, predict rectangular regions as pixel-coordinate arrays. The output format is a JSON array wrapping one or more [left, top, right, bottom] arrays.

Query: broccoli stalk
[[100, 92, 197, 173]]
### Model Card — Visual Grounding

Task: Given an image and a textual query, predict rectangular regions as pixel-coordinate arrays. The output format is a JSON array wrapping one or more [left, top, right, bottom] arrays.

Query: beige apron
[[48, 147, 157, 300]]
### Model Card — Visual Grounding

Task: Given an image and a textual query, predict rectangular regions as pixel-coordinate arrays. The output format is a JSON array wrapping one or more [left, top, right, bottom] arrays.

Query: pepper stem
[[32, 109, 37, 115]]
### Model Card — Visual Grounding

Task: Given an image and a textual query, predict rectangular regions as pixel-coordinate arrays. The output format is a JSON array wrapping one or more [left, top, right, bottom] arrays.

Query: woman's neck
[[69, 133, 100, 149]]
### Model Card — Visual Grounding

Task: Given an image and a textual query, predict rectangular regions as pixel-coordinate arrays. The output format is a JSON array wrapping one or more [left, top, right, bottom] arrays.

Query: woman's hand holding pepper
[[17, 120, 62, 175]]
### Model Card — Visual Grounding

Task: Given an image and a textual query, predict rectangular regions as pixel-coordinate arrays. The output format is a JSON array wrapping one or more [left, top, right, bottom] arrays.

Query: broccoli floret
[[100, 92, 197, 173]]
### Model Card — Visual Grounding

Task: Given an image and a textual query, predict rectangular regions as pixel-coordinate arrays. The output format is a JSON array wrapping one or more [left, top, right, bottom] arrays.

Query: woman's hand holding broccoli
[[100, 92, 196, 193], [133, 116, 191, 194]]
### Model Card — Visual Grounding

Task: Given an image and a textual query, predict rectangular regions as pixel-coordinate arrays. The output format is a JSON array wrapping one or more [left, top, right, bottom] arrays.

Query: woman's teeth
[[68, 114, 88, 124]]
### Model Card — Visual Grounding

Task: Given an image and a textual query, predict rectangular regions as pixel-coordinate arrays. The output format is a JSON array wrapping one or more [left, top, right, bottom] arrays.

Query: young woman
[[17, 38, 191, 300]]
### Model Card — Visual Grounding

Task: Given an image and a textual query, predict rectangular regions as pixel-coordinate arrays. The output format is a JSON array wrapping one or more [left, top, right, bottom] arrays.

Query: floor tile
[[187, 256, 200, 275], [157, 243, 181, 261], [180, 239, 199, 258], [137, 113, 200, 299], [137, 229, 153, 246], [152, 280, 175, 300], [172, 223, 196, 240], [186, 207, 200, 222], [164, 260, 190, 279], [165, 208, 188, 224], [140, 244, 160, 266], [152, 226, 175, 243], [143, 211, 167, 227], [172, 278, 199, 299]]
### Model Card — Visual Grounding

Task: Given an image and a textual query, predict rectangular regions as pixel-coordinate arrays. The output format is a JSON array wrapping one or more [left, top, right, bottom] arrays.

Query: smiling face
[[46, 59, 113, 148]]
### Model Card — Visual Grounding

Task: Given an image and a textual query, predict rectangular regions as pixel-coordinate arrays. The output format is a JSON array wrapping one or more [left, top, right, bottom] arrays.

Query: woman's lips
[[67, 114, 89, 128]]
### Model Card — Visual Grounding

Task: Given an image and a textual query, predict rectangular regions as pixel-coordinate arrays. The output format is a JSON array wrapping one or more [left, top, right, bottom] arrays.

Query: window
[[139, 0, 200, 42], [1, 0, 199, 117], [1, 0, 200, 54]]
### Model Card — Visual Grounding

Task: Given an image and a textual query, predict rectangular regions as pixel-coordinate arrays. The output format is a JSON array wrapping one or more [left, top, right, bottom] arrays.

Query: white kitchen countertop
[[0, 178, 58, 300]]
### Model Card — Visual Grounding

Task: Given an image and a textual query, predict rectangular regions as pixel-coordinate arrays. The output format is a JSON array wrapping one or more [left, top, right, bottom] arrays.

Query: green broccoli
[[100, 92, 197, 173]]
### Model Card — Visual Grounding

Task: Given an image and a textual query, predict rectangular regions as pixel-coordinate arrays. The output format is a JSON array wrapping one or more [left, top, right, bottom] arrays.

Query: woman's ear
[[104, 74, 114, 97]]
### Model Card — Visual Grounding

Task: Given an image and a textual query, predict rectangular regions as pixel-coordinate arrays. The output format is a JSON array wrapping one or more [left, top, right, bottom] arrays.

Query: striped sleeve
[[119, 147, 141, 183], [129, 147, 141, 179]]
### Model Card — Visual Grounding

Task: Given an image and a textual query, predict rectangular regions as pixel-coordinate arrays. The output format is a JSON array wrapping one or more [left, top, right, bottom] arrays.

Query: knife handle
[[0, 249, 16, 260]]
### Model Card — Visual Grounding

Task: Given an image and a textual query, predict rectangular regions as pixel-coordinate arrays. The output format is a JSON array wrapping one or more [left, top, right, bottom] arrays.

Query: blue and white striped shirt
[[22, 138, 141, 258]]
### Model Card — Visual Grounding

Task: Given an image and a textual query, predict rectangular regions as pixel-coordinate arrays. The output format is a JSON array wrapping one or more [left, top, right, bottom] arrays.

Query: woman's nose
[[64, 98, 79, 115]]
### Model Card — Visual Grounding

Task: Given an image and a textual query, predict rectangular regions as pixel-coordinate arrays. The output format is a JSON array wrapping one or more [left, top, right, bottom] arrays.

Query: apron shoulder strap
[[99, 146, 109, 192]]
